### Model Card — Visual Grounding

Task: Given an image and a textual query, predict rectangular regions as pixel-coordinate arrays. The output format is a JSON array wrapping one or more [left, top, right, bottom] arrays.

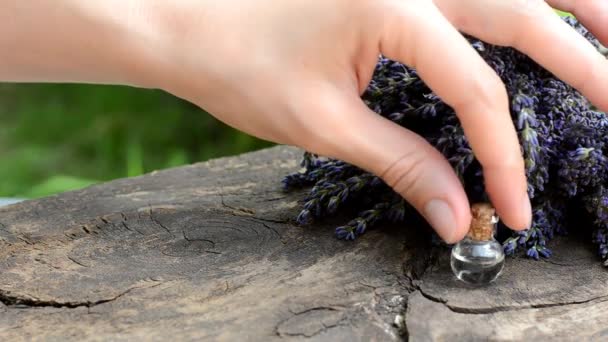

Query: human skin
[[1, 0, 606, 243]]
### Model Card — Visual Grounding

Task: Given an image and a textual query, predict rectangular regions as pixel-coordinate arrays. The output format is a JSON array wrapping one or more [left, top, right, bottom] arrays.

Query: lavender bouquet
[[282, 17, 608, 265]]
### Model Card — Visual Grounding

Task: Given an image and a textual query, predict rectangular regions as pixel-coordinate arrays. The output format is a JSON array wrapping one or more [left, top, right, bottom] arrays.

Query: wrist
[[131, 0, 219, 98], [67, 0, 174, 89], [0, 0, 169, 89], [85, 0, 171, 89]]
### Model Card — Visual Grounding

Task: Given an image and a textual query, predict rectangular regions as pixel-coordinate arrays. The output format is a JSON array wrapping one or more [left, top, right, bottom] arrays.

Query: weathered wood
[[407, 236, 608, 341], [0, 145, 606, 341]]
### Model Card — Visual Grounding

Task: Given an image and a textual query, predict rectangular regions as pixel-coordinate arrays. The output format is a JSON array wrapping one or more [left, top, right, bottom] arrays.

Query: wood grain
[[0, 146, 605, 341]]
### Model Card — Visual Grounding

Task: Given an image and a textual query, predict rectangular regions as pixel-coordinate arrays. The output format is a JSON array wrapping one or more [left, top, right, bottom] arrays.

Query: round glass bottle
[[450, 203, 505, 285]]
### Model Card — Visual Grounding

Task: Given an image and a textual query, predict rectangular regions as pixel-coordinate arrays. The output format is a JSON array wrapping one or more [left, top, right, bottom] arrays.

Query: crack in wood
[[277, 320, 346, 338], [16, 236, 34, 245], [415, 288, 608, 314], [250, 216, 292, 225], [67, 255, 89, 268], [148, 206, 174, 238], [261, 196, 288, 202], [0, 283, 160, 309], [275, 306, 347, 338], [219, 194, 294, 225], [400, 244, 437, 340], [221, 211, 289, 239], [258, 221, 285, 244], [220, 194, 256, 215], [288, 306, 342, 316], [94, 225, 105, 236], [181, 230, 221, 254], [122, 221, 144, 235], [182, 230, 216, 247]]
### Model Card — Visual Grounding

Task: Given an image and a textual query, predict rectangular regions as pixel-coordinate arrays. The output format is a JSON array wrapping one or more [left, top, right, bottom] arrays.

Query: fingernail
[[424, 199, 457, 243], [522, 192, 532, 229]]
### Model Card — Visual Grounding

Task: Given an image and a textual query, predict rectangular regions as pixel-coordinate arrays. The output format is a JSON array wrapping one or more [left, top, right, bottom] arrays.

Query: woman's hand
[[2, 0, 607, 242], [152, 0, 608, 242]]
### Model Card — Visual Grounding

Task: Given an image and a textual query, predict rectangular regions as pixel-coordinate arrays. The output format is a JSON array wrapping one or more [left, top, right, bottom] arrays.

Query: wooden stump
[[1, 146, 607, 341]]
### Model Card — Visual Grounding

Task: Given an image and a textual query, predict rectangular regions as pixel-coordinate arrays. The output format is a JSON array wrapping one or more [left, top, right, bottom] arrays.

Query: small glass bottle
[[450, 203, 505, 285]]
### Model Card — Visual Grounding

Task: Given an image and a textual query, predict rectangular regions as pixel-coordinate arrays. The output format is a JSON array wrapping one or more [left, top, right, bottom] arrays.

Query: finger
[[436, 0, 608, 112], [546, 0, 608, 45], [301, 90, 472, 243], [376, 1, 531, 231]]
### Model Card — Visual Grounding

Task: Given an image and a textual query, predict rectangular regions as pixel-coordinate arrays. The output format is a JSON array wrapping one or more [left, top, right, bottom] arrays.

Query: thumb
[[315, 97, 472, 243]]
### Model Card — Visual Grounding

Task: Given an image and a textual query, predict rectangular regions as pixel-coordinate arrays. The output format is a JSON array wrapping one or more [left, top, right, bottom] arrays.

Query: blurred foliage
[[0, 84, 274, 198]]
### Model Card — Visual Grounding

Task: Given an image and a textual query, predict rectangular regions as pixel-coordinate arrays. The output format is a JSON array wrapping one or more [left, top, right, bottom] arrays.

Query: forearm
[[0, 0, 163, 87]]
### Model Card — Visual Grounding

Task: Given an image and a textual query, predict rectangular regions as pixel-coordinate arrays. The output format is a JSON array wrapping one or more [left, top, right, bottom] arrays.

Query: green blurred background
[[0, 84, 274, 199]]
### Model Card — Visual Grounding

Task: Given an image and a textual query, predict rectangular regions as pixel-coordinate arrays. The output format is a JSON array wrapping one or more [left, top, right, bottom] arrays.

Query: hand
[[150, 0, 608, 243]]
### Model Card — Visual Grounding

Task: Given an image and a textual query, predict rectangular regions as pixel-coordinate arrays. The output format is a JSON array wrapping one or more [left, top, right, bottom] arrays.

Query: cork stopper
[[467, 203, 497, 241]]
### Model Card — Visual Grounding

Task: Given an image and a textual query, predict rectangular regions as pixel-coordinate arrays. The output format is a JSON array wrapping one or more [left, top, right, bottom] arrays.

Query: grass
[[0, 83, 273, 198]]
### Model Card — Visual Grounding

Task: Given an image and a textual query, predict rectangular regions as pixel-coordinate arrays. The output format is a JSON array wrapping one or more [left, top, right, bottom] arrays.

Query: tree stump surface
[[1, 146, 607, 341]]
